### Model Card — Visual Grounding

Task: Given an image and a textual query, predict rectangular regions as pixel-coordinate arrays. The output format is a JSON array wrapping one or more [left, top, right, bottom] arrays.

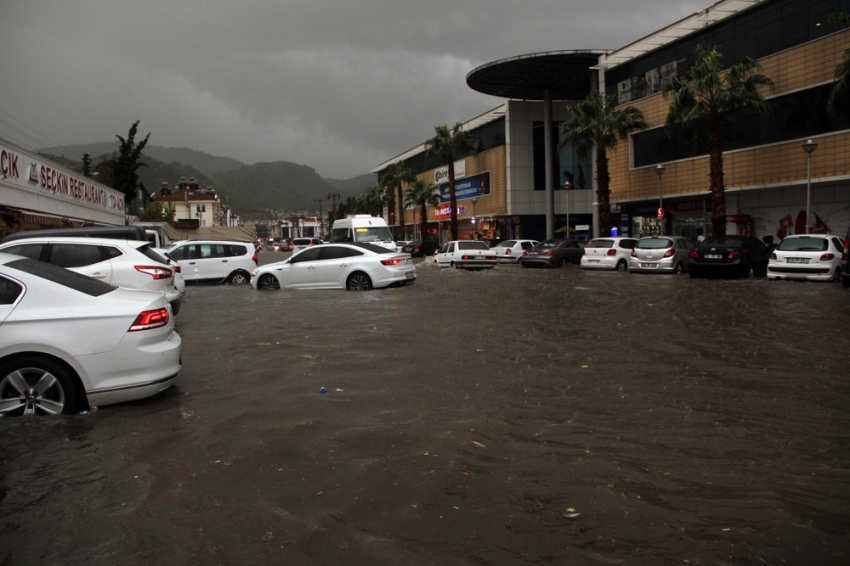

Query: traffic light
[[82, 153, 92, 177]]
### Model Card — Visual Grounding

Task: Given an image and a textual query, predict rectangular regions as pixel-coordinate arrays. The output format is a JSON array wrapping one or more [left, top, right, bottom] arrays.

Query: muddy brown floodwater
[[1, 250, 849, 565]]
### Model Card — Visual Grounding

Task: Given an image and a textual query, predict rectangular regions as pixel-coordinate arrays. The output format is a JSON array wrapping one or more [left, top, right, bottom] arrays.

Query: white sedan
[[489, 239, 540, 263], [581, 237, 638, 271], [767, 234, 845, 282], [251, 242, 416, 290], [0, 253, 182, 416], [434, 241, 498, 269]]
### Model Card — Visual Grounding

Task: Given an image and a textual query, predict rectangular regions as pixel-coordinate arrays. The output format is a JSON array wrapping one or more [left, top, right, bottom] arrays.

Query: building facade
[[0, 137, 126, 239], [374, 0, 850, 244]]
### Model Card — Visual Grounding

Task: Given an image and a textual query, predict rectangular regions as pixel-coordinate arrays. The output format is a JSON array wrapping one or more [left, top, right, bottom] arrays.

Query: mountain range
[[39, 143, 376, 220]]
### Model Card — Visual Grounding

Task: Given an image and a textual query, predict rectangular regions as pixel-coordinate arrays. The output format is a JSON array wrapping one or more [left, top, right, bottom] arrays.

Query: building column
[[544, 89, 555, 239]]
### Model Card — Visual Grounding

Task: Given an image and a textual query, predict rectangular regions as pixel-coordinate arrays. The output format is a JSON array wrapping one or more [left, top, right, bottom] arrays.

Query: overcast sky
[[1, 0, 706, 179]]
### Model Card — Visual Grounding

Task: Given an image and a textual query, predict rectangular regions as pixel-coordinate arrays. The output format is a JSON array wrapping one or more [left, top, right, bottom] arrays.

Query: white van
[[330, 215, 396, 251]]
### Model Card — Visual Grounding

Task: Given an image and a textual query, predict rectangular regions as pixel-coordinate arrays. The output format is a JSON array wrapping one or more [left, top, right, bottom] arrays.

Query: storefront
[[0, 137, 125, 238]]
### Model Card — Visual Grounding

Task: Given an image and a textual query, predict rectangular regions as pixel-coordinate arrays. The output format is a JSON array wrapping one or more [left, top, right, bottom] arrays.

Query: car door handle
[[90, 272, 107, 279], [188, 261, 196, 265], [221, 259, 229, 263]]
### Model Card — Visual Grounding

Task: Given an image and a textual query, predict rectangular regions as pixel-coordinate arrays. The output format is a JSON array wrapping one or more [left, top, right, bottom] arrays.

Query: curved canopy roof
[[466, 50, 607, 102]]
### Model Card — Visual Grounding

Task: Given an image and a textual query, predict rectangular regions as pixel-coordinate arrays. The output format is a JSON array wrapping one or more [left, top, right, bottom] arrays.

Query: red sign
[[657, 207, 665, 218]]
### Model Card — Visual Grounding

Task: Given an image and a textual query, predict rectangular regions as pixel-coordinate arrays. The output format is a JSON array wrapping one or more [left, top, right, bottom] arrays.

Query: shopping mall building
[[375, 0, 850, 242]]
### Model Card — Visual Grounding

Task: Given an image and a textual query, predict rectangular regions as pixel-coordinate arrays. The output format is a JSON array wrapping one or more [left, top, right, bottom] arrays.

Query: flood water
[[2, 251, 849, 565]]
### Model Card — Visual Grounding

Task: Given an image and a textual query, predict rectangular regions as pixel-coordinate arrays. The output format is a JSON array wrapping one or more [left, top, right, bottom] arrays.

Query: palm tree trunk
[[595, 148, 612, 236], [708, 110, 726, 236], [397, 185, 405, 239], [448, 159, 458, 240], [419, 202, 427, 239]]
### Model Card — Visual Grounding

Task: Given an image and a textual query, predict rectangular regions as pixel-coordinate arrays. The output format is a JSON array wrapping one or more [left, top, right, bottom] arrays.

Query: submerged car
[[489, 240, 539, 263], [688, 235, 769, 278], [251, 242, 415, 290], [434, 241, 498, 269], [767, 234, 845, 282], [629, 236, 696, 274], [0, 253, 182, 415], [520, 239, 586, 268], [580, 237, 638, 271], [0, 236, 183, 314], [401, 239, 440, 257]]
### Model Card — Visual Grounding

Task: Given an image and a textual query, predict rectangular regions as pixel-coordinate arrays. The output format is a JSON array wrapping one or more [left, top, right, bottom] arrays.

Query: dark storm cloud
[[0, 0, 705, 177]]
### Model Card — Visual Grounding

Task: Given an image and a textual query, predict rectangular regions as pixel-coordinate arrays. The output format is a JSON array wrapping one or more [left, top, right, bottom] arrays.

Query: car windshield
[[587, 239, 614, 248], [778, 237, 828, 251], [6, 258, 116, 296], [457, 241, 489, 250], [637, 238, 673, 249], [701, 236, 744, 247], [353, 227, 394, 243]]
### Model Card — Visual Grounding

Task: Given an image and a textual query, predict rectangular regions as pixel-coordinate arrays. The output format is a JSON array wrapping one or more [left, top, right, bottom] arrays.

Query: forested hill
[[38, 143, 376, 217]]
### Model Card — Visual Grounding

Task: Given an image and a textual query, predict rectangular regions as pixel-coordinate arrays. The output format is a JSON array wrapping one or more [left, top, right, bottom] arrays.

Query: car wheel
[[0, 357, 80, 416], [674, 262, 683, 274], [257, 274, 280, 290], [616, 260, 628, 272], [557, 258, 567, 268], [832, 267, 841, 283], [227, 271, 250, 285], [346, 272, 372, 291]]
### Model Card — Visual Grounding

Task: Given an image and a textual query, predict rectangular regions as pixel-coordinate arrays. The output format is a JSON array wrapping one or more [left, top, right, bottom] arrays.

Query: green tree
[[102, 120, 151, 205], [560, 91, 648, 236], [138, 201, 176, 222], [425, 123, 475, 241], [403, 179, 440, 239], [349, 184, 391, 217], [663, 45, 773, 236], [379, 161, 417, 237]]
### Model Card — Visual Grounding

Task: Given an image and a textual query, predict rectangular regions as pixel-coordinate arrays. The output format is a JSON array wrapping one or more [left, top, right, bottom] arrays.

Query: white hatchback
[[581, 237, 639, 271], [0, 237, 182, 314], [767, 234, 845, 282], [251, 242, 416, 291], [0, 253, 182, 415]]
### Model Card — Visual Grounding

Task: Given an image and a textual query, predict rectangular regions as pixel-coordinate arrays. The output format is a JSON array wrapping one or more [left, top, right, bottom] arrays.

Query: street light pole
[[802, 139, 818, 234], [315, 198, 325, 238], [471, 198, 478, 239], [656, 164, 664, 235], [563, 178, 571, 237]]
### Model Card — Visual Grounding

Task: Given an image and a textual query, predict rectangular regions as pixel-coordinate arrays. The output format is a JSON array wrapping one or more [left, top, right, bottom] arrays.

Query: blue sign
[[438, 171, 491, 203]]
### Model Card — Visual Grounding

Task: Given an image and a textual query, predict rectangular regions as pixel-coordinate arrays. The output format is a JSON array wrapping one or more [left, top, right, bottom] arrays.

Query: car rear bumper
[[768, 264, 835, 280]]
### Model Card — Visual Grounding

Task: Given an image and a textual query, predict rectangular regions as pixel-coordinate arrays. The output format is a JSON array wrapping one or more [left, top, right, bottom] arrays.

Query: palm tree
[[102, 120, 151, 205], [664, 45, 773, 236], [403, 179, 440, 239], [560, 91, 648, 236], [379, 161, 416, 237], [425, 123, 475, 240], [351, 184, 391, 217], [827, 12, 850, 115]]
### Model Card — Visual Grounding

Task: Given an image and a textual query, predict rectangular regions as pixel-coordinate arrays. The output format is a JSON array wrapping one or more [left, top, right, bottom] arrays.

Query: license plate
[[588, 259, 600, 263], [529, 252, 539, 256], [787, 257, 809, 264], [640, 263, 657, 268], [704, 254, 722, 259]]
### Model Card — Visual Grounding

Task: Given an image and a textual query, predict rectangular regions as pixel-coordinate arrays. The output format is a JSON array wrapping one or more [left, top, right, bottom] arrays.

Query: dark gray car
[[520, 239, 586, 268]]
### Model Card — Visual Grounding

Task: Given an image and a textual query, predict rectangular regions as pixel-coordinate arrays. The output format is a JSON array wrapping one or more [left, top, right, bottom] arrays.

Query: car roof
[[0, 236, 148, 248]]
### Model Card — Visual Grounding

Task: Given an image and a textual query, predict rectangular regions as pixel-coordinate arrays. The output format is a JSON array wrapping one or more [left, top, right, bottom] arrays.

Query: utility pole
[[315, 198, 325, 238], [327, 192, 341, 223]]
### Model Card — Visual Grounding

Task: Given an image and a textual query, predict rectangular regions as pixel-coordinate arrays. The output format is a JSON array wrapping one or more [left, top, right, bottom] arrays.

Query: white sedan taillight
[[135, 265, 173, 280], [129, 308, 170, 332]]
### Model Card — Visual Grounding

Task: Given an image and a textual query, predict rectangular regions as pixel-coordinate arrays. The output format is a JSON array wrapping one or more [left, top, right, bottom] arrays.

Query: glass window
[[587, 239, 614, 248], [103, 246, 124, 260], [353, 226, 394, 243], [50, 244, 104, 268], [290, 247, 322, 263], [777, 237, 828, 251], [0, 275, 23, 305], [637, 238, 673, 249], [1, 243, 45, 261], [319, 246, 363, 260]]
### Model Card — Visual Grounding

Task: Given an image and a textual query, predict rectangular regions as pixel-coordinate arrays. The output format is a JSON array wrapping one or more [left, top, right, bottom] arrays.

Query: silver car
[[628, 236, 696, 274]]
